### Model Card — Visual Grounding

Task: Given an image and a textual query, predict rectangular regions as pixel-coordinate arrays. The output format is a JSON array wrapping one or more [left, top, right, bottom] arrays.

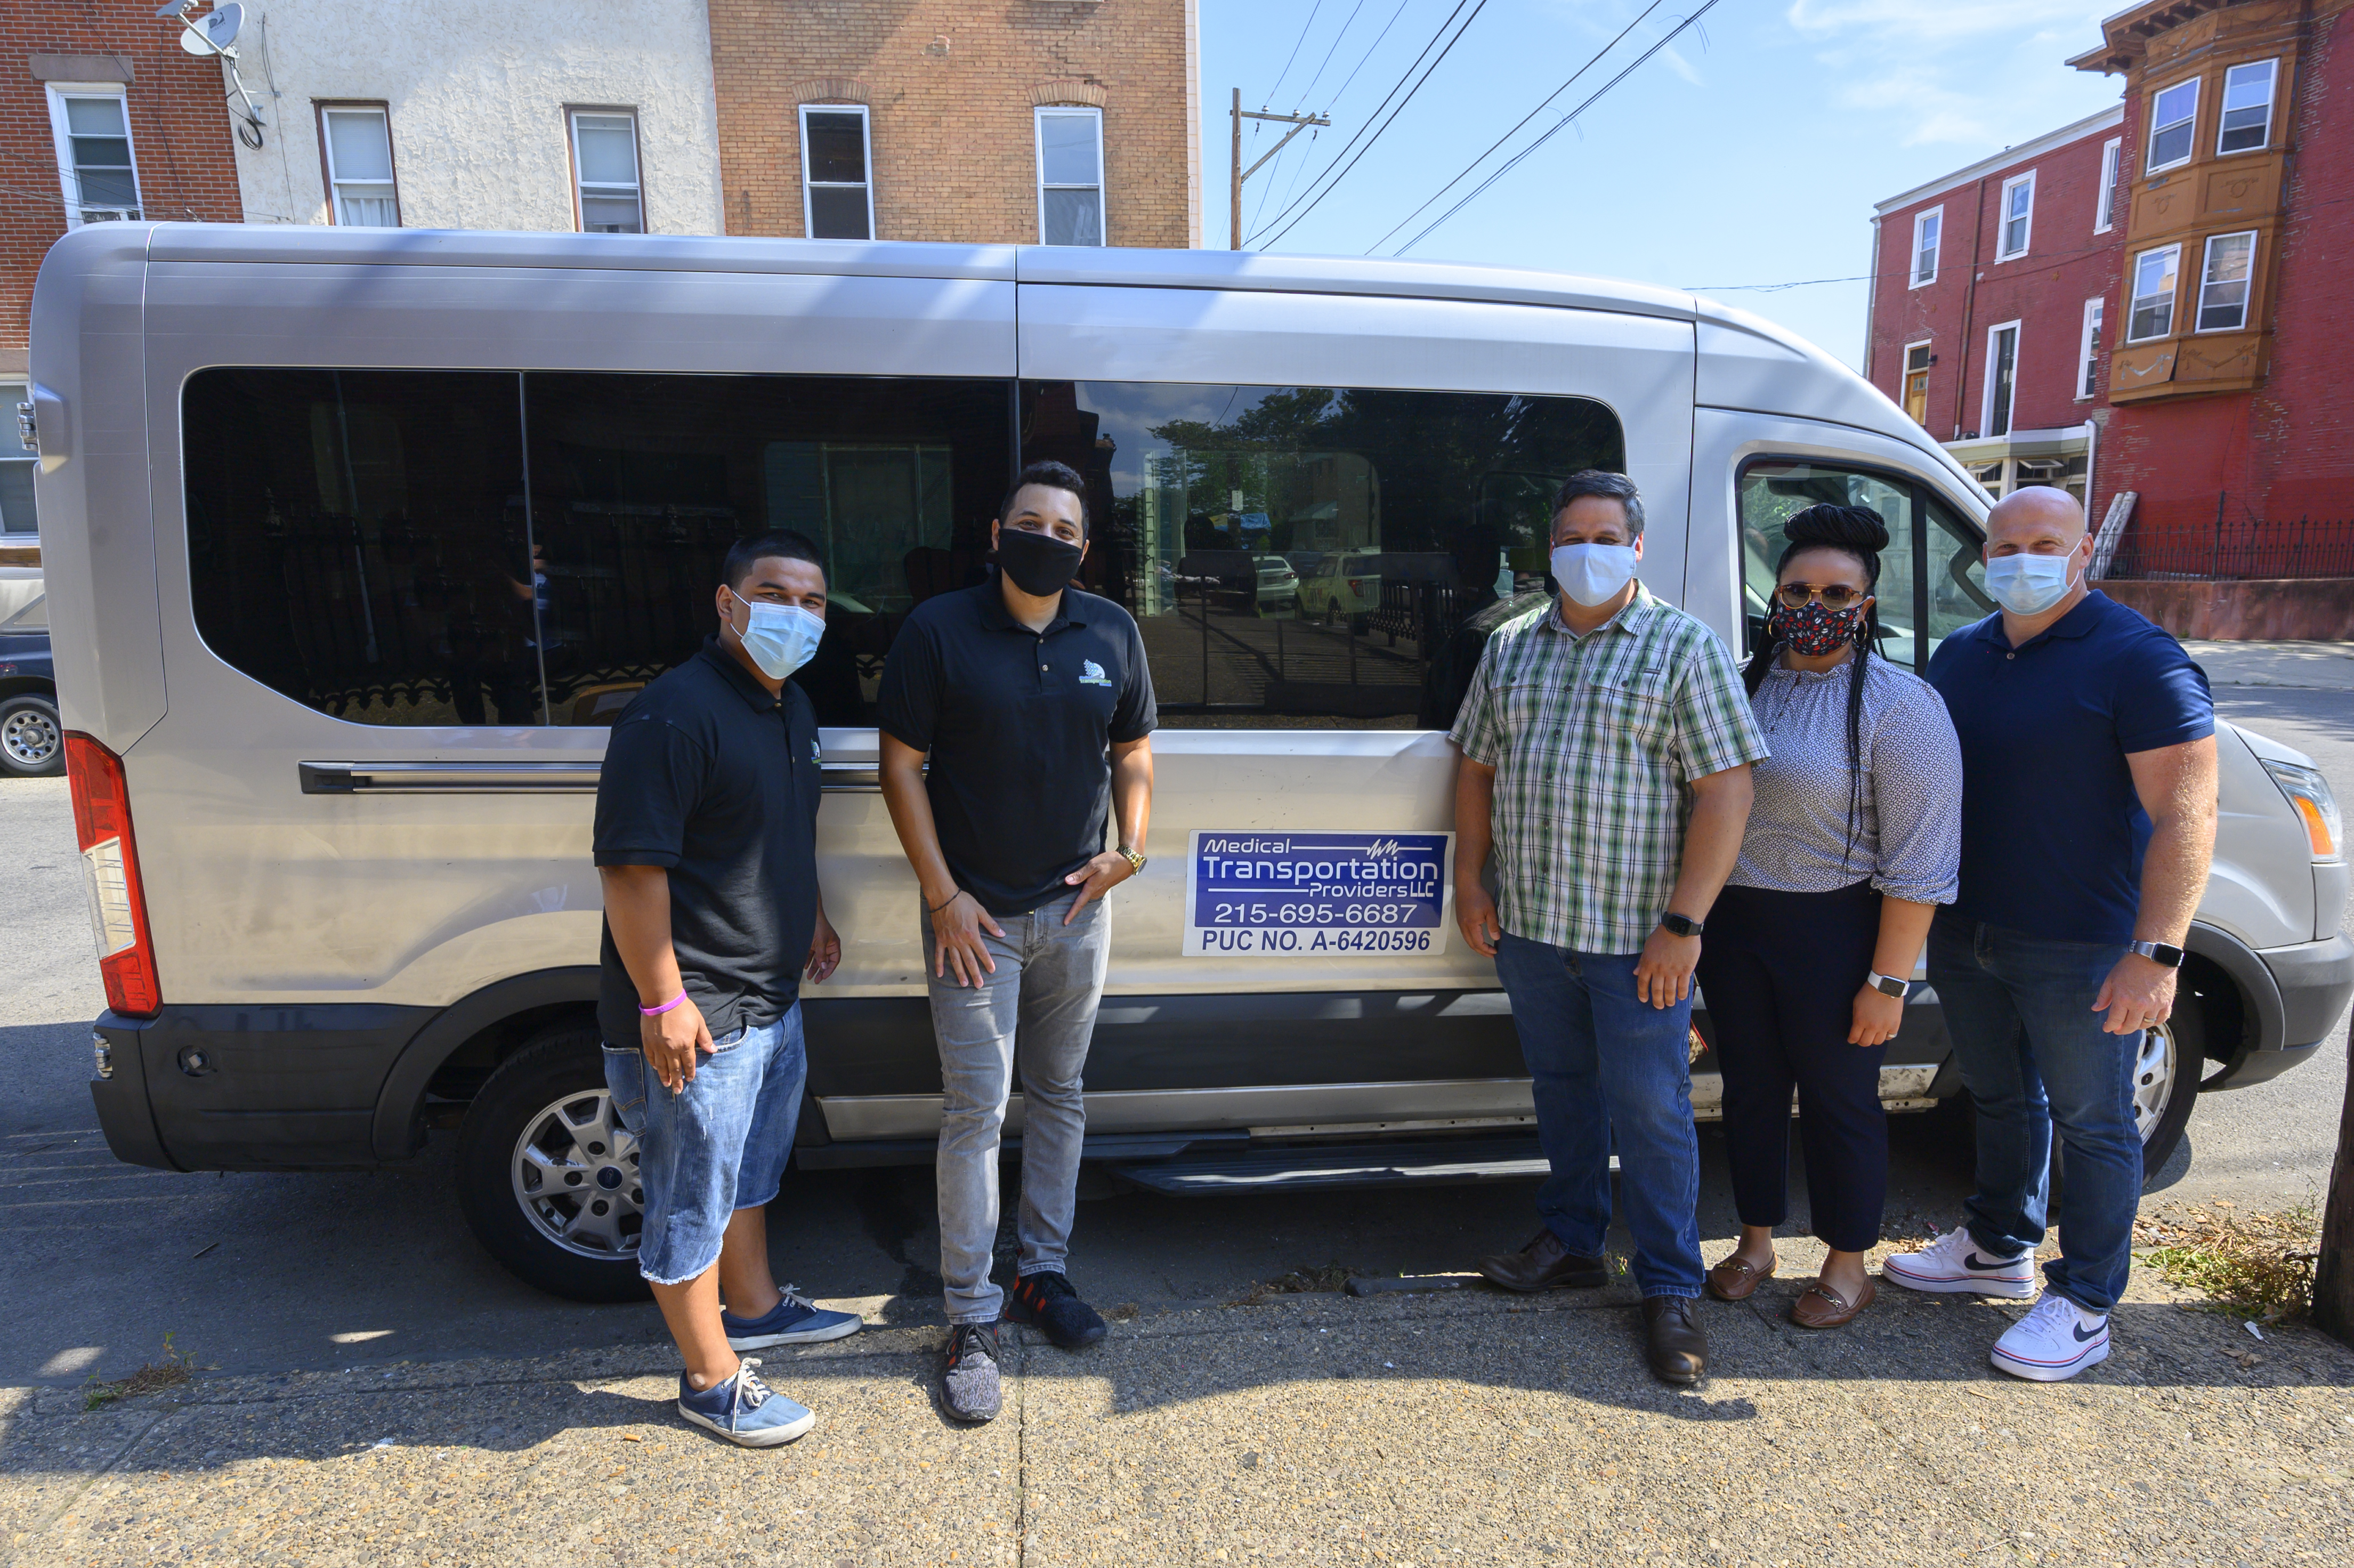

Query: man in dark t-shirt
[[875, 460, 1156, 1424], [594, 530, 861, 1448]]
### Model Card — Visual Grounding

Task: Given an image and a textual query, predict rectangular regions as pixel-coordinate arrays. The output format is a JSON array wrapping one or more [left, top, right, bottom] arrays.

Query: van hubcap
[[511, 1089, 643, 1261], [2130, 1024, 2177, 1143], [2, 708, 58, 767]]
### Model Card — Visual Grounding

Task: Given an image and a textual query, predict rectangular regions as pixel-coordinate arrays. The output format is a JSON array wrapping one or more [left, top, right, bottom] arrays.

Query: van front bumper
[[2215, 930, 2354, 1090]]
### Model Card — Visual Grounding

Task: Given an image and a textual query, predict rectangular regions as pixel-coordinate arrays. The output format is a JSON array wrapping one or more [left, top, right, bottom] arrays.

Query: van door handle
[[299, 761, 604, 794]]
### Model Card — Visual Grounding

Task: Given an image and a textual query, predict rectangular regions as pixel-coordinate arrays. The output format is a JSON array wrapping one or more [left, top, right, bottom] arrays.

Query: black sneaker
[[941, 1321, 1002, 1423], [1006, 1270, 1109, 1348]]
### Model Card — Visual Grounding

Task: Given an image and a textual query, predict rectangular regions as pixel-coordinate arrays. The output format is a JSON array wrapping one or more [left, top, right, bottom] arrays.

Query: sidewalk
[[6, 1255, 2351, 1567], [2187, 639, 2354, 691]]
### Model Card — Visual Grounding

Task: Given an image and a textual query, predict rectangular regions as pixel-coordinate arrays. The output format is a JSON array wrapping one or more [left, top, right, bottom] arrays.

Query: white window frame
[[797, 103, 875, 241], [2094, 136, 2122, 233], [1034, 106, 1106, 247], [1910, 206, 1942, 288], [567, 108, 644, 234], [1996, 171, 2035, 261], [2077, 298, 2104, 400], [317, 103, 401, 228], [1982, 320, 2021, 440], [2126, 243, 2183, 343], [2147, 77, 2201, 174], [45, 84, 142, 229], [2194, 230, 2259, 334], [1901, 339, 1933, 425], [2217, 58, 2279, 156]]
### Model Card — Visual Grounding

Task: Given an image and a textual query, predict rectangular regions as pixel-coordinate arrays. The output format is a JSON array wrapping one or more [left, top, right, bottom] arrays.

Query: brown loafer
[[1705, 1254, 1776, 1302], [1477, 1228, 1609, 1293], [1790, 1276, 1876, 1329]]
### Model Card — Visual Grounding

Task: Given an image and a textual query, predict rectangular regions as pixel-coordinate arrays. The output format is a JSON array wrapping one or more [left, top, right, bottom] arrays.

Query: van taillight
[[65, 734, 160, 1018]]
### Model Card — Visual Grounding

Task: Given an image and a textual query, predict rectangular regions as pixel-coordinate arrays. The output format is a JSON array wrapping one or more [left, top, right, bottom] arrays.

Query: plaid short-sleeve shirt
[[1450, 586, 1768, 955]]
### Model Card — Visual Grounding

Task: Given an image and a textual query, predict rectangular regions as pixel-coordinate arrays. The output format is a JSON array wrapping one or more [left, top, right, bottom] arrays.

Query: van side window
[[1018, 382, 1623, 731], [1735, 458, 1992, 674], [182, 369, 1013, 727]]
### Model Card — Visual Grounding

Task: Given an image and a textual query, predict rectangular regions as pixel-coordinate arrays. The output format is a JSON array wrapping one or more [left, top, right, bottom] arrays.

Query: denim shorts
[[602, 1003, 807, 1287]]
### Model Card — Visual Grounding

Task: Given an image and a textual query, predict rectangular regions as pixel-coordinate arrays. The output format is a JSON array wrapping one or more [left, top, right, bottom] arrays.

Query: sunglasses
[[1774, 583, 1872, 610]]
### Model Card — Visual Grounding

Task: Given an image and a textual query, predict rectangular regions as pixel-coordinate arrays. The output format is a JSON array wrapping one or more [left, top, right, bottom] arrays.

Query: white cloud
[[1787, 0, 2119, 146]]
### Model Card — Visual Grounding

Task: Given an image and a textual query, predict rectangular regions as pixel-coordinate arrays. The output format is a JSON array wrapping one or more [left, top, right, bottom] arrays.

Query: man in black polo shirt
[[876, 459, 1156, 1424], [596, 529, 862, 1448]]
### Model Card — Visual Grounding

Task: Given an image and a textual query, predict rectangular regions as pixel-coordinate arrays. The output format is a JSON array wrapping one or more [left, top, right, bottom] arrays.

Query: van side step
[[1104, 1135, 1557, 1195]]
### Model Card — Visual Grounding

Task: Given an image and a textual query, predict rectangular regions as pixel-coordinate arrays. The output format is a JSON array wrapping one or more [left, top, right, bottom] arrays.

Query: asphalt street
[[0, 678, 2346, 1391]]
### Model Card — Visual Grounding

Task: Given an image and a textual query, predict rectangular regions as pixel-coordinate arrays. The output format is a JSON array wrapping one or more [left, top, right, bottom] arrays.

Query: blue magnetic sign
[[1184, 830, 1451, 957]]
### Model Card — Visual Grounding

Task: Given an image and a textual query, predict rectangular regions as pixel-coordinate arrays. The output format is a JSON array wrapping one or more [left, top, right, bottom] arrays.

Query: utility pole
[[1231, 89, 1330, 250]]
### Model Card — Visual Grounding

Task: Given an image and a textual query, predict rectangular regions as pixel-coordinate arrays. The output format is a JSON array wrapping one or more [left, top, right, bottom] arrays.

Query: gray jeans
[[923, 890, 1110, 1324]]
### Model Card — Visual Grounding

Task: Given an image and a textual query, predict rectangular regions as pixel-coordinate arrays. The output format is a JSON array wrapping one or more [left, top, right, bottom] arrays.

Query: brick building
[[1866, 0, 2354, 571], [705, 0, 1201, 248], [2, 5, 242, 535]]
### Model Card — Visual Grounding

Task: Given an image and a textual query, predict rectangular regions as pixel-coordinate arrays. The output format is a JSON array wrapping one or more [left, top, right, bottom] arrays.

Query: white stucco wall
[[221, 1, 724, 234]]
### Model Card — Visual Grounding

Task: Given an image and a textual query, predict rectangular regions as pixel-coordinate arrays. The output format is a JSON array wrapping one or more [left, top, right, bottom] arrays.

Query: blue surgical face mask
[[1550, 541, 1638, 607], [726, 588, 825, 681], [1984, 552, 2078, 617]]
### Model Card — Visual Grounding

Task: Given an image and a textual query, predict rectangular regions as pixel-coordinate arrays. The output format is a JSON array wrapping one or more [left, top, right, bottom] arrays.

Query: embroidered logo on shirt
[[811, 739, 822, 762], [1079, 659, 1111, 686]]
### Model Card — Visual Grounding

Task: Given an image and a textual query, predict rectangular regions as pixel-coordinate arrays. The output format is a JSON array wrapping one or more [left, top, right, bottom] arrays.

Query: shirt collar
[[1544, 582, 1656, 638], [975, 569, 1087, 633], [1969, 588, 2106, 653], [695, 635, 784, 712]]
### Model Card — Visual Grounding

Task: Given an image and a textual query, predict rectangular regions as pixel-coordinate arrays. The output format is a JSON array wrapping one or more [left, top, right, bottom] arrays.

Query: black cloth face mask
[[996, 527, 1085, 597]]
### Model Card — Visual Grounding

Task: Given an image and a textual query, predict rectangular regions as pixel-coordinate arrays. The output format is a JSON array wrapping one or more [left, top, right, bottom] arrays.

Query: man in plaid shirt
[[1450, 471, 1766, 1385]]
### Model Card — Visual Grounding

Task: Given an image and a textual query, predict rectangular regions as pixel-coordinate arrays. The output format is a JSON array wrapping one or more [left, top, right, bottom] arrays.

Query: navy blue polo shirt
[[592, 638, 824, 1046], [1927, 591, 2212, 944], [876, 572, 1155, 916]]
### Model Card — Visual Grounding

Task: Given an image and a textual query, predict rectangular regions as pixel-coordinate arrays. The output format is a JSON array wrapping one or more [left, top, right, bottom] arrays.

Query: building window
[[799, 106, 873, 240], [1996, 172, 2034, 260], [47, 87, 141, 227], [2218, 59, 2278, 155], [569, 110, 643, 233], [1983, 323, 2019, 440], [2095, 136, 2122, 233], [1910, 207, 1941, 287], [319, 105, 400, 227], [2078, 300, 2104, 399], [2127, 244, 2182, 341], [0, 381, 36, 535], [1036, 108, 1105, 247], [1902, 342, 1932, 426], [2196, 231, 2257, 332], [2147, 78, 2199, 173]]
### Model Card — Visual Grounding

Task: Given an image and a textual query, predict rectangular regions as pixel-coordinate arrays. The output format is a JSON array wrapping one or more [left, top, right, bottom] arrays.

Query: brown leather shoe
[[1705, 1253, 1776, 1302], [1789, 1276, 1876, 1329], [1642, 1296, 1708, 1384], [1476, 1229, 1608, 1292]]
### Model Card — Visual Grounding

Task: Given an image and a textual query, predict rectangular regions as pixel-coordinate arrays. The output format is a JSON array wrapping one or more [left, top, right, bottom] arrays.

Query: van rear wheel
[[0, 694, 63, 777], [455, 1028, 650, 1303]]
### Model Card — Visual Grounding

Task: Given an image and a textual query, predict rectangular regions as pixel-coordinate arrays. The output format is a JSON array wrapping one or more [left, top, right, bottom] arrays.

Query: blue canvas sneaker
[[722, 1286, 864, 1349], [676, 1359, 816, 1448]]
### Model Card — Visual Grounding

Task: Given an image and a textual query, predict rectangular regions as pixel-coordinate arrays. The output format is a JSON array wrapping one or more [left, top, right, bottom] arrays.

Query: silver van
[[31, 225, 2351, 1301]]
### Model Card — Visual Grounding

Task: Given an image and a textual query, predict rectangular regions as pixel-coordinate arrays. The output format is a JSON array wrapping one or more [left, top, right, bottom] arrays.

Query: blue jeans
[[603, 1006, 807, 1287], [1927, 915, 2139, 1313], [1493, 932, 1704, 1299]]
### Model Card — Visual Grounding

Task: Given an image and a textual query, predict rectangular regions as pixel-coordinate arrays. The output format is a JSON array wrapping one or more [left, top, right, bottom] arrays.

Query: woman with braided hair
[[1696, 503, 1962, 1328]]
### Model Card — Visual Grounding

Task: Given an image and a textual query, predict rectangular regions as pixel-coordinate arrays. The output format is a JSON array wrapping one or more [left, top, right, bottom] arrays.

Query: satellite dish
[[180, 3, 243, 58]]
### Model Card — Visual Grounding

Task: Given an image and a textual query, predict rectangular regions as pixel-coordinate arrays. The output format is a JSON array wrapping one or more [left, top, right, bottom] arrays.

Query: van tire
[[0, 694, 64, 777], [456, 1029, 651, 1304]]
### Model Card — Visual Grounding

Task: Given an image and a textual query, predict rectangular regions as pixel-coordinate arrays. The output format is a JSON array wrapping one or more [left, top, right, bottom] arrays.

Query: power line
[[1327, 0, 1418, 110], [1365, 0, 1670, 255], [1263, 0, 1329, 108], [1251, 0, 1493, 249], [1392, 0, 1724, 255], [1292, 0, 1373, 111]]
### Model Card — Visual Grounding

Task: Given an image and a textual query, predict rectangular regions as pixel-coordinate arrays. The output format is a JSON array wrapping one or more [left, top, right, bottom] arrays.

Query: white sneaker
[[1991, 1296, 2110, 1382], [1881, 1224, 2036, 1297]]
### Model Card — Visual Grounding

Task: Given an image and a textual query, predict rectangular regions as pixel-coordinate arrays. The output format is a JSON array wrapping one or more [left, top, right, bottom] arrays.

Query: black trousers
[[1695, 879, 1888, 1254]]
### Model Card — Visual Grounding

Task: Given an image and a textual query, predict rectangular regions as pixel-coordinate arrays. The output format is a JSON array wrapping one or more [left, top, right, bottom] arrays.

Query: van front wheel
[[455, 1029, 651, 1303]]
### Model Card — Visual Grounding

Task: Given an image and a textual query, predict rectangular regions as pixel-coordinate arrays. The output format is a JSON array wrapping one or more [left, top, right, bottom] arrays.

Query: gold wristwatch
[[1118, 847, 1147, 874]]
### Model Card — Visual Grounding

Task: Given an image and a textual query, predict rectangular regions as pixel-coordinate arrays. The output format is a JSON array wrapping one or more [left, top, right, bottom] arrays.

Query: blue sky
[[1198, 1, 2128, 368]]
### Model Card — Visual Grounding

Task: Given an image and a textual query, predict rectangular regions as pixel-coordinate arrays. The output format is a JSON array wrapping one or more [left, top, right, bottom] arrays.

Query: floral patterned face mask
[[1767, 596, 1866, 656]]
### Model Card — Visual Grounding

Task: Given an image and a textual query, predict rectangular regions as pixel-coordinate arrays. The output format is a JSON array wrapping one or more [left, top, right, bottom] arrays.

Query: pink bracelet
[[640, 991, 689, 1017]]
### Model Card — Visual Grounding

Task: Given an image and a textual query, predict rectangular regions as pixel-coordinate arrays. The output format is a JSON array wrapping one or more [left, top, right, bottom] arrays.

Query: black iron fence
[[2101, 510, 2354, 581]]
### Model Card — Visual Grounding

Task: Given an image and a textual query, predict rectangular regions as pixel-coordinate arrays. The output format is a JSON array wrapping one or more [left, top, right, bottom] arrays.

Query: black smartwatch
[[2129, 940, 2186, 969], [1659, 912, 1704, 938]]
